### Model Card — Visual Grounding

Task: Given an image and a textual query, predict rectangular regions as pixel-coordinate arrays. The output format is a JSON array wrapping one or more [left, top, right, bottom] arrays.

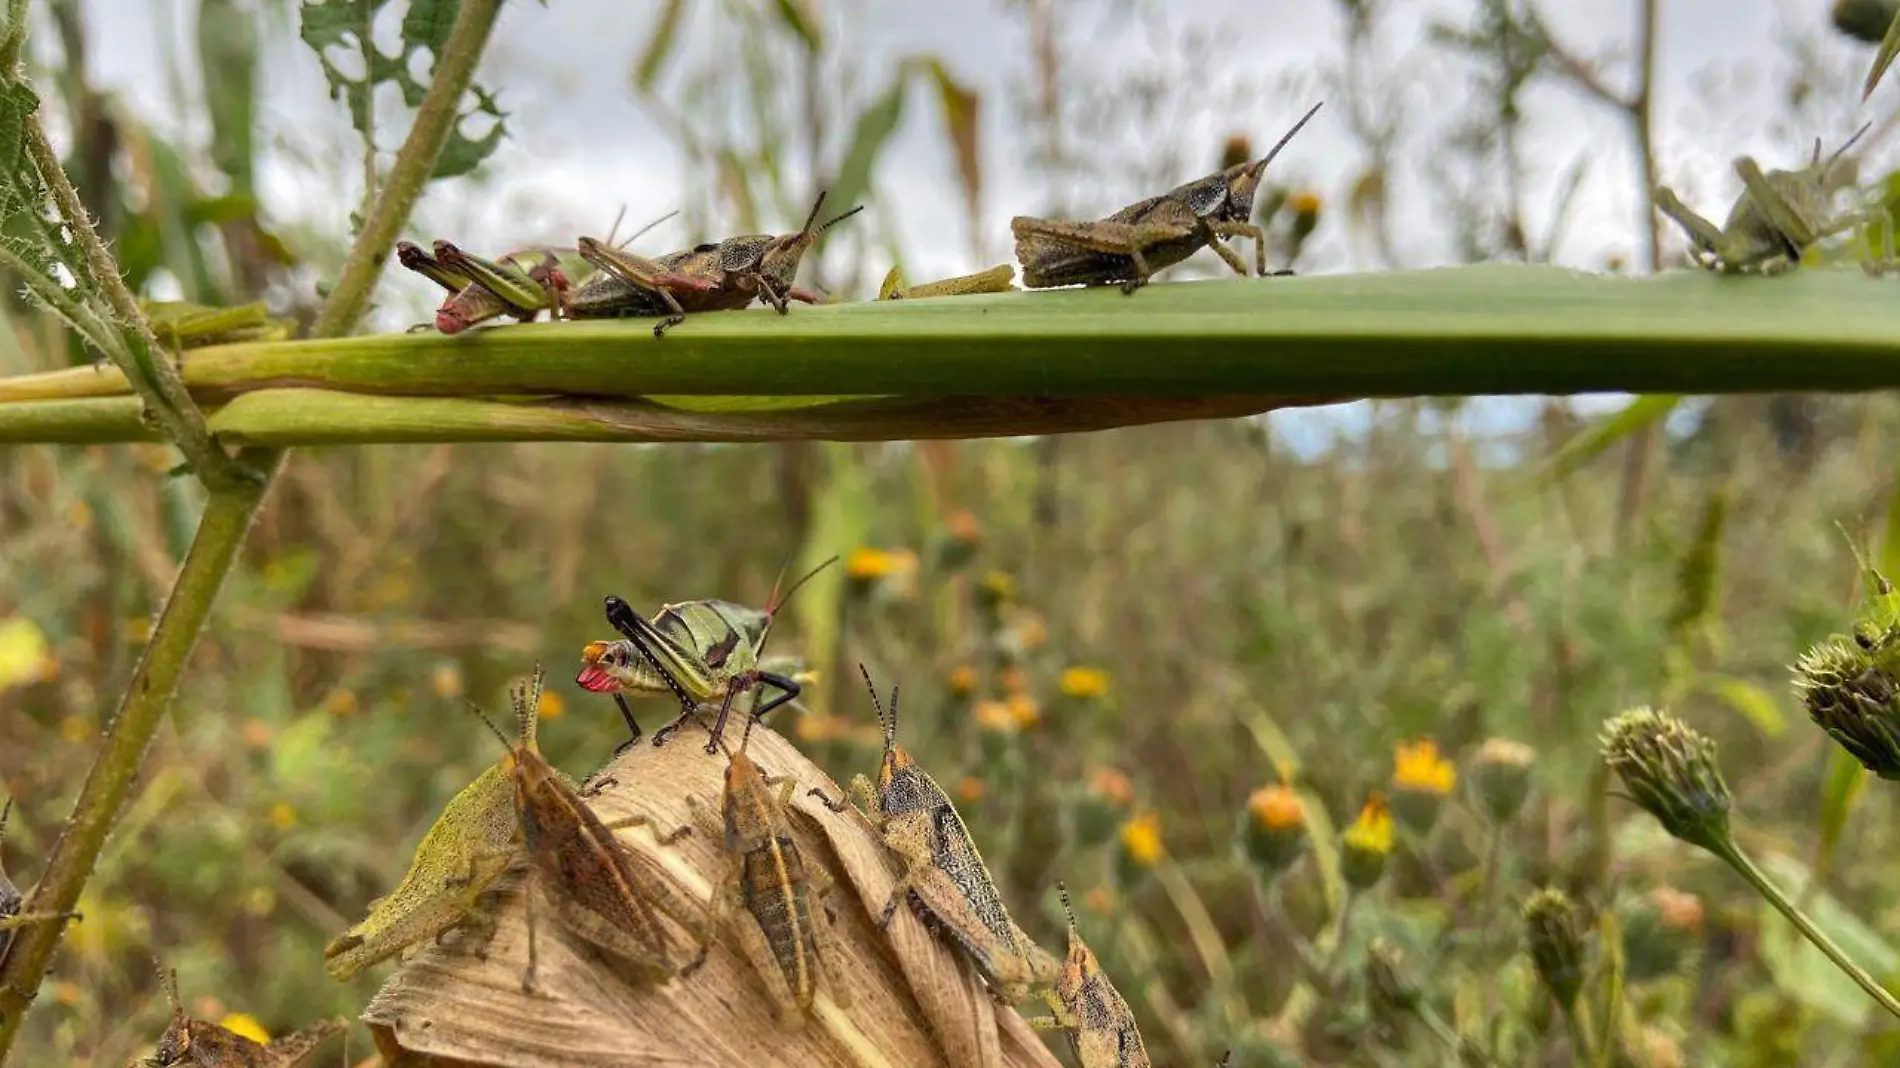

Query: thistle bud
[[1472, 737, 1536, 823], [1793, 636, 1900, 779], [1070, 767, 1134, 849], [1599, 708, 1733, 854], [1523, 888, 1586, 1010], [1617, 886, 1704, 983], [1389, 739, 1456, 834], [1288, 189, 1323, 249], [1366, 937, 1422, 1015], [1340, 793, 1394, 890], [1241, 784, 1309, 881], [933, 510, 983, 572]]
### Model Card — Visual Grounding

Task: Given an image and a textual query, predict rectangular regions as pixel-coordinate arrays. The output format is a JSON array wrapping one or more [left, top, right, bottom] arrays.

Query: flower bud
[[933, 510, 983, 572], [1288, 189, 1323, 249], [1366, 937, 1422, 1015], [1070, 768, 1134, 849], [1523, 888, 1587, 1010], [1116, 811, 1164, 887], [1600, 707, 1733, 854], [1241, 784, 1309, 881], [1472, 737, 1536, 823], [1340, 793, 1394, 890], [1059, 666, 1110, 702], [1794, 636, 1900, 779], [1390, 739, 1456, 834], [1617, 886, 1704, 983]]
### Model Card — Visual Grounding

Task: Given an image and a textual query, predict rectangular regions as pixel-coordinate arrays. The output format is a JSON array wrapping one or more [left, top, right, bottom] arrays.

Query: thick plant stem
[[311, 0, 504, 338], [0, 480, 268, 1050], [0, 0, 505, 1058], [1715, 840, 1900, 1022]]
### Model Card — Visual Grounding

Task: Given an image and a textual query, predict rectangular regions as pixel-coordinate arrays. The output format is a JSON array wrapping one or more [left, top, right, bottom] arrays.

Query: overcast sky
[[55, 0, 1890, 446]]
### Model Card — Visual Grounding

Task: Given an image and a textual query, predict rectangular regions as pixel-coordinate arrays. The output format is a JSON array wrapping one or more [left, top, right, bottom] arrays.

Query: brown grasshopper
[[0, 798, 78, 961], [1025, 882, 1155, 1068], [811, 666, 1061, 1002], [574, 191, 864, 337], [1654, 125, 1878, 274], [876, 263, 1018, 300], [1011, 101, 1323, 293], [142, 965, 344, 1067], [321, 755, 520, 981], [674, 715, 848, 1029], [476, 665, 697, 992], [397, 209, 679, 334], [583, 556, 836, 753]]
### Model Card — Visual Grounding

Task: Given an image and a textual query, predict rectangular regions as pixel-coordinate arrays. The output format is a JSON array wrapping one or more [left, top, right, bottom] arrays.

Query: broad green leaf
[[1756, 852, 1900, 1030], [1536, 393, 1682, 483]]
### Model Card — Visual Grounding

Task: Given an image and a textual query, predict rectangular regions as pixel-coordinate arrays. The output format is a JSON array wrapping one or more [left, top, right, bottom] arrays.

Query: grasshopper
[[398, 209, 679, 334], [1025, 882, 1156, 1068], [582, 556, 838, 753], [674, 715, 848, 1029], [1654, 124, 1881, 274], [475, 665, 696, 992], [1011, 102, 1323, 293], [811, 666, 1062, 1002], [877, 263, 1018, 300], [0, 798, 79, 961], [574, 191, 864, 337], [142, 966, 343, 1067], [321, 757, 521, 981]]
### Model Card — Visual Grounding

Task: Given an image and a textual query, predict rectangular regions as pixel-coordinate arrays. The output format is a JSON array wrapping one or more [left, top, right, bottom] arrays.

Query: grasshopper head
[[859, 665, 910, 790], [1222, 100, 1326, 224], [1053, 882, 1094, 992], [754, 191, 865, 293], [148, 966, 190, 1066], [577, 639, 633, 692]]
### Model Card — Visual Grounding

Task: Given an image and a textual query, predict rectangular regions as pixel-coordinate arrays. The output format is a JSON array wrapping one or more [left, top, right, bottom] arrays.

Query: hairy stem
[[0, 0, 506, 1057]]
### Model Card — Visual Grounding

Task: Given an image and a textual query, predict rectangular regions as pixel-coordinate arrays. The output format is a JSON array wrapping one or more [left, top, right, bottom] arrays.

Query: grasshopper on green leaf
[[581, 556, 837, 753], [1653, 125, 1880, 274], [1011, 102, 1323, 293], [811, 666, 1062, 1003]]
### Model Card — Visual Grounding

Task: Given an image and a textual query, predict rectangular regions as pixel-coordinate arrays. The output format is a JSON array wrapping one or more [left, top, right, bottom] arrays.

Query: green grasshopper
[[474, 665, 697, 992], [674, 715, 848, 1029], [574, 191, 863, 337], [876, 263, 1018, 300], [0, 799, 78, 961], [1653, 125, 1880, 274], [143, 965, 344, 1067], [321, 754, 521, 981], [1025, 882, 1159, 1068], [811, 667, 1062, 1003], [398, 209, 679, 334], [582, 556, 837, 753], [1011, 101, 1323, 293]]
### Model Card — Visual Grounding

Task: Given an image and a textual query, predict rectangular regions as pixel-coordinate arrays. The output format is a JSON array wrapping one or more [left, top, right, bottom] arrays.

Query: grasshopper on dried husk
[[1024, 881, 1165, 1068], [0, 798, 79, 960], [1011, 101, 1323, 293], [582, 556, 838, 753], [398, 209, 678, 334], [575, 191, 864, 337], [1654, 124, 1884, 274], [473, 665, 698, 992], [673, 714, 849, 1029], [811, 666, 1062, 1003], [877, 263, 1018, 300], [143, 964, 344, 1067]]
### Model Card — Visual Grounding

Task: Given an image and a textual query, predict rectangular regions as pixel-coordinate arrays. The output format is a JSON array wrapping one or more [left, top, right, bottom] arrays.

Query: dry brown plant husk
[[362, 719, 1064, 1068]]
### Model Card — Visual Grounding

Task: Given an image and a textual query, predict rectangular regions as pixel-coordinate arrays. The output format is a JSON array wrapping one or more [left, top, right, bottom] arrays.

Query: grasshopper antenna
[[765, 553, 841, 617], [462, 698, 517, 753], [798, 191, 829, 236], [1251, 101, 1326, 176], [619, 208, 679, 250], [510, 663, 547, 750], [817, 204, 865, 236], [1055, 880, 1079, 934], [1824, 122, 1875, 175], [858, 663, 898, 748]]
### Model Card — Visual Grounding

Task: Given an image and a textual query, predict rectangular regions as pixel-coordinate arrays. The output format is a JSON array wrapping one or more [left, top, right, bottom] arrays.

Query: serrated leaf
[[431, 86, 506, 180], [632, 0, 686, 93]]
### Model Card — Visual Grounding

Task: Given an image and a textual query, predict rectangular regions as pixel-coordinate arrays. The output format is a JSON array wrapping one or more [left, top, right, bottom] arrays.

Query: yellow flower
[[53, 981, 81, 1007], [1248, 784, 1306, 832], [537, 688, 566, 721], [1119, 812, 1164, 868], [1290, 189, 1324, 215], [1343, 793, 1395, 857], [1014, 613, 1048, 651], [999, 666, 1028, 695], [1393, 739, 1457, 796], [846, 546, 894, 581], [1007, 693, 1041, 729], [1059, 666, 1110, 700], [219, 1012, 271, 1044], [268, 802, 297, 832], [321, 689, 360, 719], [431, 662, 464, 699], [973, 700, 1017, 735], [978, 570, 1016, 604], [945, 665, 977, 698], [58, 715, 89, 744], [0, 617, 51, 692], [957, 776, 985, 804]]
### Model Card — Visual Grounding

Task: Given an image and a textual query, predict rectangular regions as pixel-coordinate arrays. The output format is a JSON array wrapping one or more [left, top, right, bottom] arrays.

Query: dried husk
[[362, 721, 1063, 1068]]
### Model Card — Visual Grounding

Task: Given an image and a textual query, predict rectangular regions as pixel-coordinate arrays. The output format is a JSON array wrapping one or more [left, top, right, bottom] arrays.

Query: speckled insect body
[[1011, 102, 1323, 293], [143, 967, 343, 1068], [1026, 882, 1152, 1068]]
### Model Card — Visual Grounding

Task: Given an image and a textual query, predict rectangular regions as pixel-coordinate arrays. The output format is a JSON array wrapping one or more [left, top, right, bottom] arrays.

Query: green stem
[[1715, 839, 1900, 1022], [1477, 820, 1506, 1019], [1323, 888, 1359, 978], [1562, 1001, 1597, 1064], [0, 0, 505, 1058], [310, 0, 503, 339]]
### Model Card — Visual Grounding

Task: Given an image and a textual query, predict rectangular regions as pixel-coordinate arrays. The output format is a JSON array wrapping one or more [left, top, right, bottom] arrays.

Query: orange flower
[[1392, 739, 1456, 796], [1247, 784, 1306, 832], [1119, 812, 1164, 868], [945, 665, 978, 697], [1087, 768, 1134, 807]]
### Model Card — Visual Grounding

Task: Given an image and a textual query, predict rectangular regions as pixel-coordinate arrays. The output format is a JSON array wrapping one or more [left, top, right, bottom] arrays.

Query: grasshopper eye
[[720, 237, 769, 273], [1186, 181, 1228, 218]]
